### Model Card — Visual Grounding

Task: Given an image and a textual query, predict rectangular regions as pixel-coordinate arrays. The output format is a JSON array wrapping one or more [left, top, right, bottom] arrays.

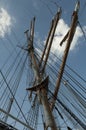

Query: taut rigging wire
[[0, 51, 28, 119], [0, 63, 30, 127], [39, 0, 54, 16], [48, 89, 86, 129], [35, 46, 86, 100], [35, 41, 86, 85], [0, 49, 23, 94], [13, 92, 28, 127], [58, 91, 86, 121], [33, 39, 86, 129], [78, 20, 86, 41], [47, 61, 86, 100]]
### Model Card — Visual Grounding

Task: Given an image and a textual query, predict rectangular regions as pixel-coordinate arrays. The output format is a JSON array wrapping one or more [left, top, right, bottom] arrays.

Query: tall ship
[[0, 1, 86, 130]]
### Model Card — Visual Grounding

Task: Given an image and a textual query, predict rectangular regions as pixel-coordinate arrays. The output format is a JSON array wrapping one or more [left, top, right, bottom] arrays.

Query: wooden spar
[[25, 18, 40, 82], [26, 76, 49, 91], [39, 20, 53, 67], [25, 17, 58, 130], [30, 17, 35, 46], [41, 8, 62, 73], [51, 1, 80, 110]]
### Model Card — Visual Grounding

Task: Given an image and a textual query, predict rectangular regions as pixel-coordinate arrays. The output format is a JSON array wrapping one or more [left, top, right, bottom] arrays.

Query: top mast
[[51, 1, 80, 110]]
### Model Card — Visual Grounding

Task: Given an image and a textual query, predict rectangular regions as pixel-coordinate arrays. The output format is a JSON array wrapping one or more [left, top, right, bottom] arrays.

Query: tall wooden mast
[[51, 1, 80, 110], [25, 1, 80, 129], [25, 19, 56, 130], [25, 8, 61, 130]]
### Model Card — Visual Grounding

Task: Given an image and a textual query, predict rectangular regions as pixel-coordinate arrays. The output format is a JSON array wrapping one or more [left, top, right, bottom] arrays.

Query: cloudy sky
[[0, 8, 12, 37], [0, 0, 86, 60], [0, 0, 86, 129], [0, 0, 86, 103]]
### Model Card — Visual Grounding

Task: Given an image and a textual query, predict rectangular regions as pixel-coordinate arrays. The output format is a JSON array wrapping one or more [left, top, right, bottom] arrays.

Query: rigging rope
[[48, 89, 86, 130], [0, 68, 32, 130]]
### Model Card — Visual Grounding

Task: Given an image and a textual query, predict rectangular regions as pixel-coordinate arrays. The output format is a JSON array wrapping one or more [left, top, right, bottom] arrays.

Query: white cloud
[[0, 8, 12, 37], [51, 19, 83, 57]]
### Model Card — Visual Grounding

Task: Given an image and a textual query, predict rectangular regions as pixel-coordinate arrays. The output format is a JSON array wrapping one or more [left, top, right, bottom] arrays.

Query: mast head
[[74, 1, 80, 12], [58, 7, 62, 13]]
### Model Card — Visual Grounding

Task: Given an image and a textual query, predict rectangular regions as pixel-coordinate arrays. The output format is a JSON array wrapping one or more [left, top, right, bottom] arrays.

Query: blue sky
[[0, 0, 86, 78], [0, 0, 86, 130]]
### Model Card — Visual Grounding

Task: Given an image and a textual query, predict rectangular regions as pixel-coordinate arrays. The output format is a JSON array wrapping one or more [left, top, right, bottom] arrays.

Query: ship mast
[[25, 1, 80, 130], [25, 8, 61, 130], [51, 1, 80, 110], [0, 1, 85, 130]]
